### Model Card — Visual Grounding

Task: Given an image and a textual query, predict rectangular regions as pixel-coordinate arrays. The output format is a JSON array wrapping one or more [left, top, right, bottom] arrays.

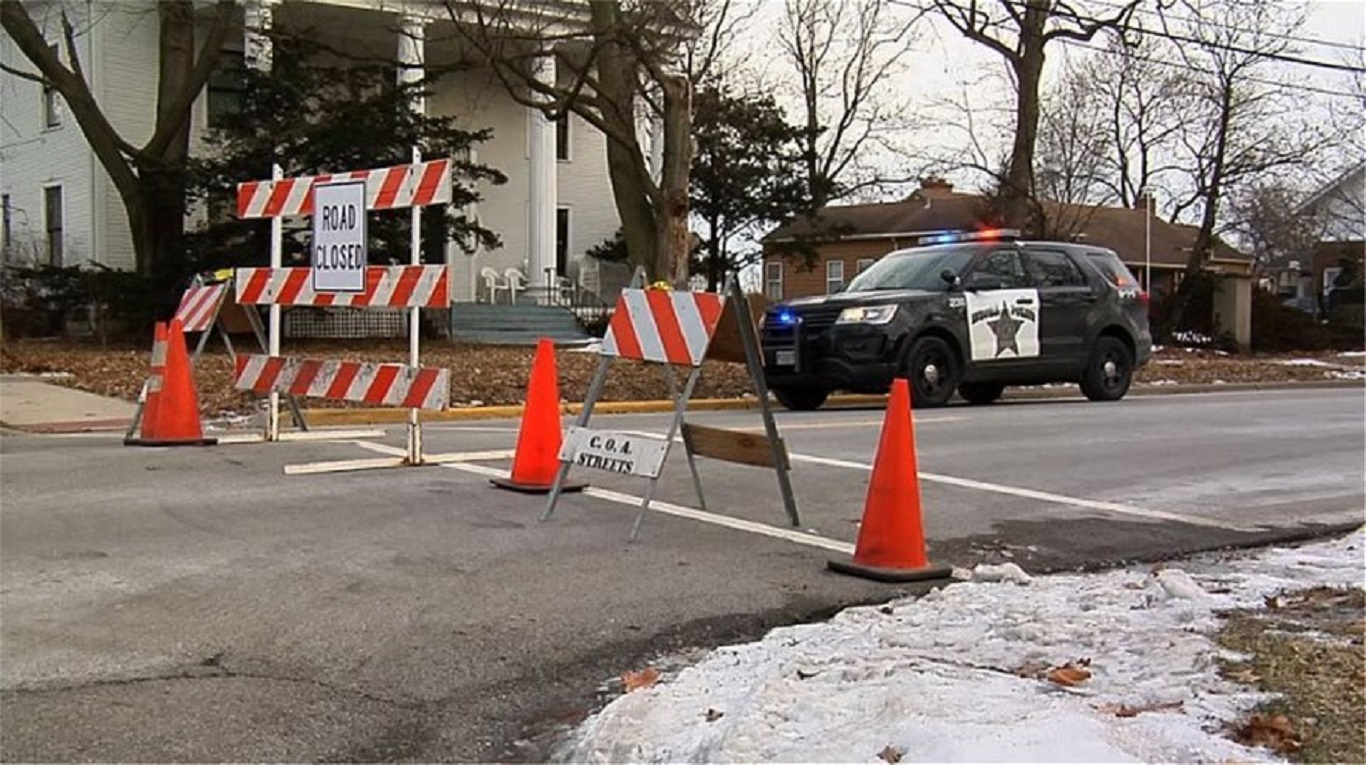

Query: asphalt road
[[1, 388, 1361, 762]]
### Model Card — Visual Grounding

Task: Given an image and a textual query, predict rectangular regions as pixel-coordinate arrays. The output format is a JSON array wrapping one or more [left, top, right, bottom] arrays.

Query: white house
[[0, 0, 628, 307]]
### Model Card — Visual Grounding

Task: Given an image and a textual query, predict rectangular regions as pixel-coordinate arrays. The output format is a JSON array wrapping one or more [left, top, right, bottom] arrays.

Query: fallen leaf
[[1096, 700, 1184, 717], [878, 745, 902, 763], [1233, 714, 1302, 754], [796, 668, 821, 680], [703, 708, 724, 722], [1046, 663, 1093, 687], [1226, 667, 1262, 684], [622, 667, 660, 692]]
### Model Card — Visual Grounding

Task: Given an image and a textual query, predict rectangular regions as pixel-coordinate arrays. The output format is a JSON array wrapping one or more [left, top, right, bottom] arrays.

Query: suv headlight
[[836, 305, 898, 324]]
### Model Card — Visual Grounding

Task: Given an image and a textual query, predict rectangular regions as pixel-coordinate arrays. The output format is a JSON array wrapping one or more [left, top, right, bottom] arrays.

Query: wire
[[991, 0, 1366, 74], [1085, 0, 1366, 55], [1057, 36, 1362, 100]]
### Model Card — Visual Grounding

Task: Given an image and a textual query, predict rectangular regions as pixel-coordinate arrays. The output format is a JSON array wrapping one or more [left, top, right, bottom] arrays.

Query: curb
[[0, 417, 131, 434], [298, 379, 1363, 426]]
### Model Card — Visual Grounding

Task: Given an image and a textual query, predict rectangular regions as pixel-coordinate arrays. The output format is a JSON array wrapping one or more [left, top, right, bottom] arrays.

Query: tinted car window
[[1025, 249, 1087, 287], [844, 246, 976, 292], [1085, 250, 1141, 288], [969, 249, 1027, 288]]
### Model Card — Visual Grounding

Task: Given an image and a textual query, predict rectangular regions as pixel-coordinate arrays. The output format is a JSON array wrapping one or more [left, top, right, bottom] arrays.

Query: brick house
[[760, 178, 1252, 301], [760, 178, 1257, 345]]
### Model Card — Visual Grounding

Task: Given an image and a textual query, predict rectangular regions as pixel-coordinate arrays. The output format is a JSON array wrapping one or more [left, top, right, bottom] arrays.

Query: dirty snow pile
[[561, 529, 1365, 763]]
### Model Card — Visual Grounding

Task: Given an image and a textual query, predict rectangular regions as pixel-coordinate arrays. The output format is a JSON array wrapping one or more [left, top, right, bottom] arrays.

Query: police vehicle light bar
[[917, 229, 1021, 246]]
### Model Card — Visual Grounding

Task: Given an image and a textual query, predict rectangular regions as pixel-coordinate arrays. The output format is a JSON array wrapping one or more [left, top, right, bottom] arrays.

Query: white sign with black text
[[311, 181, 367, 293], [560, 426, 669, 479]]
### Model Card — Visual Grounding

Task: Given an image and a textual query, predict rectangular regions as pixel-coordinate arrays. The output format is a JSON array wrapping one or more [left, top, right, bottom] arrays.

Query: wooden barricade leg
[[541, 353, 612, 523], [665, 363, 708, 512]]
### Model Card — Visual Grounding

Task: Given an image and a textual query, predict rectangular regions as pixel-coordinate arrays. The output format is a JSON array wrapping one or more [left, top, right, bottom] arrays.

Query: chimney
[[919, 176, 955, 198], [1134, 189, 1155, 212]]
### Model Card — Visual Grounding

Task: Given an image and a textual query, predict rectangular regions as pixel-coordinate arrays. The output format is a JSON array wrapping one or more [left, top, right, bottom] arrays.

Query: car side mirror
[[940, 269, 962, 290], [964, 273, 1005, 292]]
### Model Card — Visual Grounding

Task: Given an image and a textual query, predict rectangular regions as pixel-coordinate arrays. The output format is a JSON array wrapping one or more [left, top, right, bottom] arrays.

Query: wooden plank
[[706, 293, 768, 364], [682, 423, 789, 469]]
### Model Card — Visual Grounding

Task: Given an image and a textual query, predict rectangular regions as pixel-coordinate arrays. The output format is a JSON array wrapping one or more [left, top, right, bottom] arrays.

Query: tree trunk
[[1167, 85, 1234, 335], [659, 72, 693, 287], [1003, 15, 1046, 230]]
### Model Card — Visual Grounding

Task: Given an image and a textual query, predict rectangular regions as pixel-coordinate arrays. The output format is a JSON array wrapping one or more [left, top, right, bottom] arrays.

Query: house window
[[207, 50, 245, 128], [42, 45, 62, 128], [856, 258, 875, 274], [555, 113, 570, 161], [555, 207, 570, 278], [44, 185, 63, 266], [825, 259, 845, 293], [765, 261, 783, 301]]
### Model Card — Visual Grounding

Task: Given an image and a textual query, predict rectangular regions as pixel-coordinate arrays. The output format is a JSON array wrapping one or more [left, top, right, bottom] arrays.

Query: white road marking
[[347, 440, 856, 555], [610, 429, 1254, 532], [788, 453, 1256, 532]]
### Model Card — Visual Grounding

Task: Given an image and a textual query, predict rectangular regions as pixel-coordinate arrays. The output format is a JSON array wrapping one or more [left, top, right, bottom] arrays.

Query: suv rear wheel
[[958, 382, 1005, 405], [772, 387, 829, 411], [1080, 336, 1134, 401], [903, 336, 960, 408]]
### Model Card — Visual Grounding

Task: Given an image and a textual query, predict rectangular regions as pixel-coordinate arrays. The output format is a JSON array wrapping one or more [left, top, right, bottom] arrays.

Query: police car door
[[1022, 247, 1092, 364], [961, 248, 1041, 371]]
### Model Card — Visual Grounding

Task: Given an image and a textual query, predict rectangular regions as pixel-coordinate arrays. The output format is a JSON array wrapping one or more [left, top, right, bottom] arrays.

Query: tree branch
[[143, 0, 237, 159]]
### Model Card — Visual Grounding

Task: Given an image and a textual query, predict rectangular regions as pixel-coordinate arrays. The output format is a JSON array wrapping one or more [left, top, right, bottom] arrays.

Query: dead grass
[[1217, 586, 1366, 763]]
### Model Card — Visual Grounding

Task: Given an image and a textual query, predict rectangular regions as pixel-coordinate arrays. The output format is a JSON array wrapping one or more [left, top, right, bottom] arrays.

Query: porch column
[[527, 53, 558, 304], [244, 0, 275, 72], [396, 15, 425, 114]]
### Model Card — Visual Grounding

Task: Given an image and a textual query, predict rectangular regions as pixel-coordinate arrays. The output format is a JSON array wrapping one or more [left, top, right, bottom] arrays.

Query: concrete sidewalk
[[0, 376, 136, 433]]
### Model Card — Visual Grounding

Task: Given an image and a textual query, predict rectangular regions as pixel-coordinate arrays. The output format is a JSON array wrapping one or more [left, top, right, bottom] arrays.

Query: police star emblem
[[986, 301, 1023, 357]]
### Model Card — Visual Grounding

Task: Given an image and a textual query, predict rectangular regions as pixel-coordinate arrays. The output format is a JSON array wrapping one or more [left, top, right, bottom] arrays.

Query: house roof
[[765, 191, 1249, 268], [1295, 162, 1366, 215]]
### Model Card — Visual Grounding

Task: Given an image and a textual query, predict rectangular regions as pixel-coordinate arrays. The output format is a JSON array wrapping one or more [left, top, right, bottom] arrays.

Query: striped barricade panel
[[234, 266, 450, 308], [236, 159, 452, 219], [233, 355, 450, 410], [173, 284, 227, 333], [601, 289, 726, 367]]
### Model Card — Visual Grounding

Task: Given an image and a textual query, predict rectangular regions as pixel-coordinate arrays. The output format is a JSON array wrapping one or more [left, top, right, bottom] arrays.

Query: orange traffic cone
[[828, 378, 951, 582], [125, 322, 169, 446], [126, 319, 217, 447], [490, 338, 585, 494]]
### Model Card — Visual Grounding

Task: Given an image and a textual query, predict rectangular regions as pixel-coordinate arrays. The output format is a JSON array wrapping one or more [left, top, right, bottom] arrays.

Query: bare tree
[[1, 0, 237, 276], [777, 0, 924, 207], [442, 0, 719, 284], [1078, 31, 1192, 212], [1226, 181, 1328, 270], [1158, 0, 1323, 323], [1033, 59, 1112, 237], [928, 0, 1140, 228]]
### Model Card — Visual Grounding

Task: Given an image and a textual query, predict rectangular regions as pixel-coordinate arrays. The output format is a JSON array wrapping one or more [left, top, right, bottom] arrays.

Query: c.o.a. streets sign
[[559, 426, 669, 479]]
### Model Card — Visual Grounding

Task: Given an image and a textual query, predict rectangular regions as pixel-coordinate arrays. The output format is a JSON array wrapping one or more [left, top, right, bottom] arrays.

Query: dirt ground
[[2, 338, 1362, 417], [1218, 586, 1366, 764]]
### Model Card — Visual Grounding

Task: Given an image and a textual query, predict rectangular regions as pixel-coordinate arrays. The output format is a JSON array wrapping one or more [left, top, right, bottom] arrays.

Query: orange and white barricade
[[233, 151, 453, 473], [541, 271, 801, 540]]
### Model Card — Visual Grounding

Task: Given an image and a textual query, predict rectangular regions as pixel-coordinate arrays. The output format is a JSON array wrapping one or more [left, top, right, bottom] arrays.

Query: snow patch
[[560, 529, 1366, 764]]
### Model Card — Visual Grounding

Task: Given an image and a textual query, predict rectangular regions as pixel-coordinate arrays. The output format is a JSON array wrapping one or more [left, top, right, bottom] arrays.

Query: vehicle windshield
[[844, 246, 977, 292]]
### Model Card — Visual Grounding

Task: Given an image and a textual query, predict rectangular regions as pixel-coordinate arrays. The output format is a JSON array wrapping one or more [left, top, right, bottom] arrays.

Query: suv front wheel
[[1080, 336, 1134, 402], [772, 386, 830, 411], [903, 336, 960, 408]]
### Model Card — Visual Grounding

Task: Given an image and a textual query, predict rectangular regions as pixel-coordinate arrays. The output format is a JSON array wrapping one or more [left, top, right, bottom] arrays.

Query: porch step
[[448, 303, 592, 346]]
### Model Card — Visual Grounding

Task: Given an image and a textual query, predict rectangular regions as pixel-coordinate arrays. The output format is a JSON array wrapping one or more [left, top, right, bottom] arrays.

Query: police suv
[[760, 231, 1152, 409]]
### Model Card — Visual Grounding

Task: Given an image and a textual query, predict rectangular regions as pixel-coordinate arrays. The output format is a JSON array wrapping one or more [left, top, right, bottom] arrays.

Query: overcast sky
[[728, 0, 1365, 208]]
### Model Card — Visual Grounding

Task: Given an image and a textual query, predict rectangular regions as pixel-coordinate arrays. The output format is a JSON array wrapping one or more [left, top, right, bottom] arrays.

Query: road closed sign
[[560, 426, 669, 478], [311, 181, 367, 293]]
